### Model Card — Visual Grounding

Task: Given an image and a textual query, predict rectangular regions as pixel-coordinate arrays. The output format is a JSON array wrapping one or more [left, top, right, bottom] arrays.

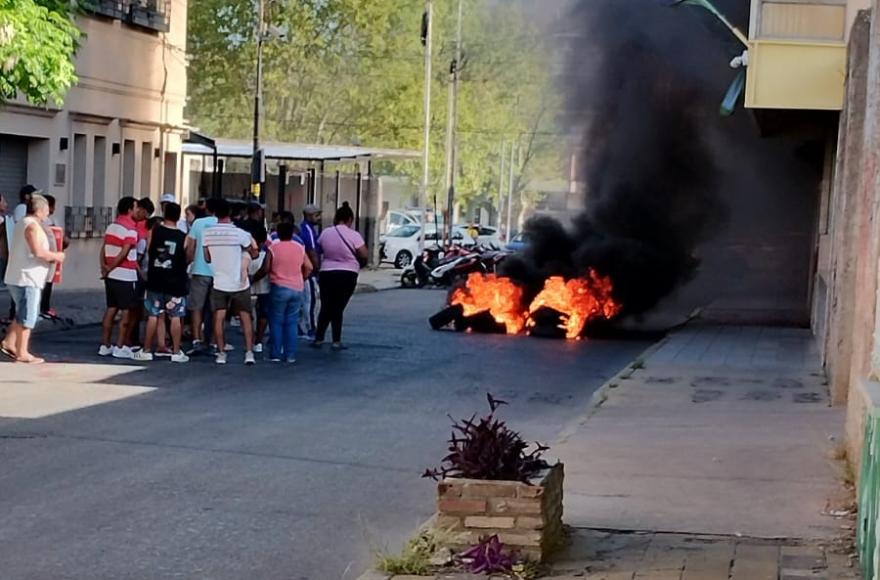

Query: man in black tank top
[[135, 203, 190, 363]]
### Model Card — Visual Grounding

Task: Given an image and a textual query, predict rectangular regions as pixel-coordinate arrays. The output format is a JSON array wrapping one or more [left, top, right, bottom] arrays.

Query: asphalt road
[[0, 289, 652, 580]]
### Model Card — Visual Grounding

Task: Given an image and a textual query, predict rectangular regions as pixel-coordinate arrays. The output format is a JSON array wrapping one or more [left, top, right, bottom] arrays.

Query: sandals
[[16, 356, 45, 364], [0, 345, 16, 360]]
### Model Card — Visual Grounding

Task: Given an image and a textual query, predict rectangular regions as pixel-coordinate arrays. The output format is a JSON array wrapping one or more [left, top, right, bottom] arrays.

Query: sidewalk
[[0, 268, 401, 331], [365, 325, 859, 579]]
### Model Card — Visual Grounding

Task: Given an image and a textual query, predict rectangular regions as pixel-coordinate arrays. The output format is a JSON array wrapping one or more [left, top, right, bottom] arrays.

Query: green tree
[[186, 0, 564, 213], [0, 0, 82, 105]]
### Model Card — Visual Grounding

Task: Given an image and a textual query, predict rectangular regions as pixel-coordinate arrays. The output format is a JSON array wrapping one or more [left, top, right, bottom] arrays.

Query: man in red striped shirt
[[99, 197, 140, 359]]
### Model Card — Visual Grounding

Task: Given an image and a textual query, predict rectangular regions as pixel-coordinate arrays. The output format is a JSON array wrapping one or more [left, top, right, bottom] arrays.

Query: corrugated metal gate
[[0, 136, 28, 200]]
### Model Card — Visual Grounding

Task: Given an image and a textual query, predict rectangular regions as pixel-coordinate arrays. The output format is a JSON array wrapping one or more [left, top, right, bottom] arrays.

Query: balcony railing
[[85, 0, 169, 34], [127, 0, 170, 33]]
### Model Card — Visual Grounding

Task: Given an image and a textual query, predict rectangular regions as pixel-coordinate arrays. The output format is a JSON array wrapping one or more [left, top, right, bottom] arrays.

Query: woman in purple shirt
[[313, 202, 368, 350]]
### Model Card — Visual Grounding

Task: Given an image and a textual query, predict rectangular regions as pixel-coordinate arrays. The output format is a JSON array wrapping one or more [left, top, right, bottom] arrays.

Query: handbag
[[335, 226, 368, 268]]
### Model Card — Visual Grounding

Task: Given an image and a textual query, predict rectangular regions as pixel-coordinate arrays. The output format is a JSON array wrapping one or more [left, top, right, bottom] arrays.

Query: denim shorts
[[8, 284, 42, 329], [144, 291, 187, 318]]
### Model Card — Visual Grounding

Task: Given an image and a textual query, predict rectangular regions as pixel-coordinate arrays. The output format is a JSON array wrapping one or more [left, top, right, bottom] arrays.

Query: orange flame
[[450, 270, 621, 339], [451, 273, 529, 335], [528, 271, 621, 339]]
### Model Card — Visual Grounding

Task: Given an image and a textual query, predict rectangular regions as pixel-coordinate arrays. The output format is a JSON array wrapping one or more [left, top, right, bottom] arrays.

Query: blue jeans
[[270, 284, 303, 360]]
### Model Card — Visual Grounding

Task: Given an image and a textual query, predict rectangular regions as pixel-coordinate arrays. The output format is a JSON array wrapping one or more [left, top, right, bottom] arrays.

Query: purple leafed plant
[[458, 534, 516, 574], [423, 393, 550, 483]]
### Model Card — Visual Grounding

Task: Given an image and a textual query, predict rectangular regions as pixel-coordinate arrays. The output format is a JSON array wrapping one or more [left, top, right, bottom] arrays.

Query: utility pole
[[420, 0, 433, 250], [497, 140, 506, 230], [251, 0, 265, 202], [506, 140, 517, 244], [444, 0, 463, 245]]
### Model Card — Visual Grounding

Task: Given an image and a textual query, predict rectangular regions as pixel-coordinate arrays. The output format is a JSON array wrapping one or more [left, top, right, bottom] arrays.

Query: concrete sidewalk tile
[[730, 544, 779, 580], [634, 571, 682, 580], [681, 543, 734, 579], [681, 569, 730, 580], [357, 571, 392, 580]]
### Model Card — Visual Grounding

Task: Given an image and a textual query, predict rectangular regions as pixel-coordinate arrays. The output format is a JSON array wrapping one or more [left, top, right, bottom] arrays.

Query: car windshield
[[387, 225, 420, 238]]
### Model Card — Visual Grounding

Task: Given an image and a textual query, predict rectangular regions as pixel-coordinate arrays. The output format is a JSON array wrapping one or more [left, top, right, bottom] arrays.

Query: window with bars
[[64, 207, 115, 240]]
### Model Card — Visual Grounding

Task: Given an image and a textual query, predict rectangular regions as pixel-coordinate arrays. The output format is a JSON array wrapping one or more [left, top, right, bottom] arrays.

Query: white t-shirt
[[249, 250, 270, 296], [203, 222, 253, 293], [13, 204, 26, 223]]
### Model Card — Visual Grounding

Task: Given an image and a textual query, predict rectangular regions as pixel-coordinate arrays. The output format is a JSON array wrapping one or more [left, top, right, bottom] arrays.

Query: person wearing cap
[[160, 193, 189, 234], [300, 204, 322, 340]]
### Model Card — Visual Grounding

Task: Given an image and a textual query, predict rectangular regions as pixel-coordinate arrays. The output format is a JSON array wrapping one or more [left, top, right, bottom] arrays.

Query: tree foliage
[[0, 0, 81, 105], [187, 0, 564, 211]]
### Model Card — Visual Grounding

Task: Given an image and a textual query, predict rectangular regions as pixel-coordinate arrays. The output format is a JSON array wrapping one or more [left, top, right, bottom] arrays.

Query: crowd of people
[[0, 185, 368, 366]]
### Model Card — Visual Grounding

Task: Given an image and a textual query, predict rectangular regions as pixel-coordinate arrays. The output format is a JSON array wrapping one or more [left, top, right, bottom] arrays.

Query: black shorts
[[105, 279, 138, 310], [210, 288, 251, 315]]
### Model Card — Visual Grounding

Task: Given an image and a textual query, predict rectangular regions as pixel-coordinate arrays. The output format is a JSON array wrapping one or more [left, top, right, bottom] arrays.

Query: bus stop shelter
[[182, 134, 419, 223], [181, 134, 420, 262]]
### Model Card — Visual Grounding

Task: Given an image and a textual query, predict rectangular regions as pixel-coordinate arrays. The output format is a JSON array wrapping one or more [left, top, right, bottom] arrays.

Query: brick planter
[[433, 462, 564, 562]]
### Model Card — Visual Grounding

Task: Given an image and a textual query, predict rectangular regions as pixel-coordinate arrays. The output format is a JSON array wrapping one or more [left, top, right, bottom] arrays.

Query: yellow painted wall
[[745, 40, 846, 109]]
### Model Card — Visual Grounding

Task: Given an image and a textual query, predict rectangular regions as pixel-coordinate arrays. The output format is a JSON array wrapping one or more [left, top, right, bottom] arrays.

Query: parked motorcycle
[[400, 246, 508, 288]]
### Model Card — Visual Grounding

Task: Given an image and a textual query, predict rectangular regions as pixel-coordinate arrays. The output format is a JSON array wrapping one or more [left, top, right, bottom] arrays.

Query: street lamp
[[251, 1, 288, 203], [251, 0, 265, 201]]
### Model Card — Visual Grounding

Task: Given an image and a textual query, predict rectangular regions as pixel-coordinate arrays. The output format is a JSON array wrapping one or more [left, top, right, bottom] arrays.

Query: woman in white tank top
[[1, 195, 65, 364]]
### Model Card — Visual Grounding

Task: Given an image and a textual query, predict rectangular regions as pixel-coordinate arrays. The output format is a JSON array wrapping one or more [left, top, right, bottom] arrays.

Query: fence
[[64, 206, 115, 240]]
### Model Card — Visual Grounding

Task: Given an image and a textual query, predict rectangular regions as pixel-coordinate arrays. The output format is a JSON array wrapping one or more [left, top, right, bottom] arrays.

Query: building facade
[[748, 0, 880, 575], [0, 0, 188, 289]]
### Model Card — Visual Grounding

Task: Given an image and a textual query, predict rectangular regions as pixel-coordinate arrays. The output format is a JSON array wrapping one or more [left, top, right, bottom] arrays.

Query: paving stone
[[634, 572, 682, 580], [357, 572, 392, 580], [730, 544, 779, 580]]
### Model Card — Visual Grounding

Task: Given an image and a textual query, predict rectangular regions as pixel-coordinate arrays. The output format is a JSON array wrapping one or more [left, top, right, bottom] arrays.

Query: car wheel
[[395, 250, 413, 269]]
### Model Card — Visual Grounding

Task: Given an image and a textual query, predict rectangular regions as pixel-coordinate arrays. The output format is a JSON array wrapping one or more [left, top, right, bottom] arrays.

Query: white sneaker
[[216, 352, 227, 365], [171, 351, 190, 363], [98, 345, 113, 357], [244, 351, 256, 366], [224, 344, 235, 352], [112, 346, 134, 359], [286, 358, 297, 364], [133, 351, 154, 362], [253, 343, 263, 354]]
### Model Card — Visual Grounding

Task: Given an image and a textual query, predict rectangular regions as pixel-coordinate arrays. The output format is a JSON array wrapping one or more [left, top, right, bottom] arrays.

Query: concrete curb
[[354, 336, 672, 580]]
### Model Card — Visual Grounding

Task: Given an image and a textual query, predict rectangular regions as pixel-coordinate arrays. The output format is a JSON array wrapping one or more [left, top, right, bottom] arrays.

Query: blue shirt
[[300, 222, 319, 252], [188, 216, 218, 277]]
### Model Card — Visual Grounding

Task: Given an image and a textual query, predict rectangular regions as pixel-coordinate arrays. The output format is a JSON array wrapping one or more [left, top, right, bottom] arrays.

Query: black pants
[[316, 271, 358, 343], [40, 282, 53, 314]]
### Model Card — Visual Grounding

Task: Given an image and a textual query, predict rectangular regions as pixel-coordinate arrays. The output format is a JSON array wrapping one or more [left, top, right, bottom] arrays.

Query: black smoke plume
[[502, 0, 733, 318]]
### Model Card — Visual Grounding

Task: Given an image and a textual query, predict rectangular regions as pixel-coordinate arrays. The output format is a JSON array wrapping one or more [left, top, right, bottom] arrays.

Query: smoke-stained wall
[[511, 0, 825, 327]]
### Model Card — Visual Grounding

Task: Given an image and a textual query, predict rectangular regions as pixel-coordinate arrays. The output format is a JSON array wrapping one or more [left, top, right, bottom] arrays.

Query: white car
[[457, 225, 504, 249], [379, 225, 468, 268]]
